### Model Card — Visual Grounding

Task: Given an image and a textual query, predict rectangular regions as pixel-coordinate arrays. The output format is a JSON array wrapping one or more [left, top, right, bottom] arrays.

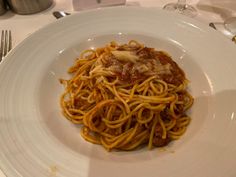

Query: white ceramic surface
[[0, 6, 236, 177]]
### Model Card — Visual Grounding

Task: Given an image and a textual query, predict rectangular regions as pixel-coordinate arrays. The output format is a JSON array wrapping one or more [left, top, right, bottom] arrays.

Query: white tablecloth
[[0, 0, 235, 176], [1, 0, 236, 47]]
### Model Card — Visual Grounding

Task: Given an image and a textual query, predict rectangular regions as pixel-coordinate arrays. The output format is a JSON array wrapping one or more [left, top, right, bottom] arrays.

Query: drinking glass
[[163, 0, 197, 17], [224, 17, 236, 34]]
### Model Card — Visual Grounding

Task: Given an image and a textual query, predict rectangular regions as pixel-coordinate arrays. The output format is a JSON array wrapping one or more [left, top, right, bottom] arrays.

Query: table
[[0, 0, 235, 176], [1, 0, 236, 47]]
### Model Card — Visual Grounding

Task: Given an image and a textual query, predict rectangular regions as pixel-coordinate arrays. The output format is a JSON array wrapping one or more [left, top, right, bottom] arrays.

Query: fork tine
[[8, 30, 12, 51], [0, 30, 12, 62], [0, 30, 4, 62], [3, 30, 8, 57]]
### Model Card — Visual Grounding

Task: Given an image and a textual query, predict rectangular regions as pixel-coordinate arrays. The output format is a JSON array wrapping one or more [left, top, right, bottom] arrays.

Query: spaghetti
[[60, 40, 193, 151]]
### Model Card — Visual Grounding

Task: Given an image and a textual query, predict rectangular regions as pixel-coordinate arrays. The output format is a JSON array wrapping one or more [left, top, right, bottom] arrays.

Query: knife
[[52, 11, 71, 19]]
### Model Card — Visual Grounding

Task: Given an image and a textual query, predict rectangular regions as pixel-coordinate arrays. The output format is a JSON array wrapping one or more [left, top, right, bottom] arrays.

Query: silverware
[[0, 30, 12, 62], [232, 36, 236, 43], [209, 22, 217, 30], [52, 11, 70, 19], [209, 22, 236, 43]]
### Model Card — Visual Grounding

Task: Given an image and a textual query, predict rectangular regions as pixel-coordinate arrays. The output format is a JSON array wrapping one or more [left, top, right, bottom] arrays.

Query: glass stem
[[177, 0, 187, 10]]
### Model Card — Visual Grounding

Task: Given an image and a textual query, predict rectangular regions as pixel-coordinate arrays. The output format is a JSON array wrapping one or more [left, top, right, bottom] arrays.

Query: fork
[[0, 30, 12, 62]]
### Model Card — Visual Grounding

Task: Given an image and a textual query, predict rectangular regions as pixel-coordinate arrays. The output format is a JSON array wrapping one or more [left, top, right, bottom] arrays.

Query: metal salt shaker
[[7, 0, 53, 15]]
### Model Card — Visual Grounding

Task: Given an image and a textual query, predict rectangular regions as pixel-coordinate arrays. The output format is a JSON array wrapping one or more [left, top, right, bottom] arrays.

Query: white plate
[[1, 6, 236, 177]]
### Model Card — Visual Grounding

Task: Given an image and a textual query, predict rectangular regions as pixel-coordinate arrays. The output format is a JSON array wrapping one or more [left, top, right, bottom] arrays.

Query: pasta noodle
[[60, 40, 194, 151]]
